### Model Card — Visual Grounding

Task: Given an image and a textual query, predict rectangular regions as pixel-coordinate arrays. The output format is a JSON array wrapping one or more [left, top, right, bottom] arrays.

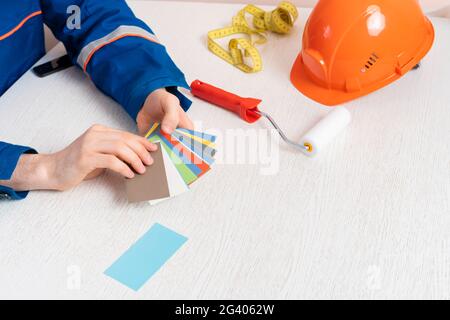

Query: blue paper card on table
[[105, 223, 188, 291]]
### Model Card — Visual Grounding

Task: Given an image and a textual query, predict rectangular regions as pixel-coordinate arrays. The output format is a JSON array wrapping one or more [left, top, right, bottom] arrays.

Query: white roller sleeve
[[300, 107, 352, 157]]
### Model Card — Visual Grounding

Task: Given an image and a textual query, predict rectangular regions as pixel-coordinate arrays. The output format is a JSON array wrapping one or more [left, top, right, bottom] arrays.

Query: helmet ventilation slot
[[362, 53, 379, 72]]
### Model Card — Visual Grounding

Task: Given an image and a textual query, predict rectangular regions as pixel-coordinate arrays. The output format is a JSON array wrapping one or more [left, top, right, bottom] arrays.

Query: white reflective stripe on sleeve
[[76, 25, 160, 71]]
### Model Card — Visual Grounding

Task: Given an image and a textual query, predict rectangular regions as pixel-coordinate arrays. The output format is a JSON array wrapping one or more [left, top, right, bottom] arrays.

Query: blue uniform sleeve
[[40, 0, 192, 120], [0, 142, 37, 200]]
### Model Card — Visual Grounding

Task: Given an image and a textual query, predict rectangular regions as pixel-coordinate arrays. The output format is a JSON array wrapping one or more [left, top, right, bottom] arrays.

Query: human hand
[[3, 125, 157, 192], [136, 88, 194, 136]]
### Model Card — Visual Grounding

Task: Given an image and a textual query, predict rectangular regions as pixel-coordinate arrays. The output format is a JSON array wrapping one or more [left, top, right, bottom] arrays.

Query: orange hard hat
[[290, 0, 435, 106]]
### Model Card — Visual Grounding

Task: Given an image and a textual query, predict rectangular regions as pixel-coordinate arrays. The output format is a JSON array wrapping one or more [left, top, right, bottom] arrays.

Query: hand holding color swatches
[[125, 124, 217, 204]]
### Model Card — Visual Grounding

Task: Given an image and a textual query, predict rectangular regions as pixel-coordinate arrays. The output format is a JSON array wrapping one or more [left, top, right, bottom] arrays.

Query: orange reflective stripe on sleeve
[[0, 11, 43, 41], [76, 25, 161, 72]]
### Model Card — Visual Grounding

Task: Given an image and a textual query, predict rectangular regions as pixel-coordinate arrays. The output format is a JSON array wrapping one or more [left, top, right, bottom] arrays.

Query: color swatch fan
[[125, 124, 217, 204]]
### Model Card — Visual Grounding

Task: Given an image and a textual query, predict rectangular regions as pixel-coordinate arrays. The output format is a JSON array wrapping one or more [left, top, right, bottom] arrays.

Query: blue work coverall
[[0, 0, 191, 200]]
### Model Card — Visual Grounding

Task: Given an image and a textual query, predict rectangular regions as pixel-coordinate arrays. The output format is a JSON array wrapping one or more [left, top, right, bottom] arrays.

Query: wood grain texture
[[0, 1, 449, 299]]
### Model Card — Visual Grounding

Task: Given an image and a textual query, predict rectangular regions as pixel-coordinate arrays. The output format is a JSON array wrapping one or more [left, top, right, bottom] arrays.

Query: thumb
[[177, 109, 194, 131]]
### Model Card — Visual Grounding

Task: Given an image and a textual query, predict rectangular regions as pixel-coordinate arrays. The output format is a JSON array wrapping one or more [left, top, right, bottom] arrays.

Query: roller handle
[[190, 80, 262, 123]]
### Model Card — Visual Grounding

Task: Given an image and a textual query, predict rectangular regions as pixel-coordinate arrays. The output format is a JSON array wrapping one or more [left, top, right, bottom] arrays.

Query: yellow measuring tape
[[207, 2, 298, 73]]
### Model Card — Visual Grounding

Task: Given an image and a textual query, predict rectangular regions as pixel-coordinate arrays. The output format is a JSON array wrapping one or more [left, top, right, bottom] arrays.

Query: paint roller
[[190, 80, 351, 156]]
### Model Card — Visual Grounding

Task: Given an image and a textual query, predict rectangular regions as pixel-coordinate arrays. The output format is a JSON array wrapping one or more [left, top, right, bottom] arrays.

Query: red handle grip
[[190, 79, 262, 123]]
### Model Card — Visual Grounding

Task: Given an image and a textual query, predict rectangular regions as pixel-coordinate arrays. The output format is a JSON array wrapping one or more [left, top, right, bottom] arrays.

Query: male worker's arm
[[0, 142, 38, 200], [0, 1, 193, 201], [40, 0, 192, 122]]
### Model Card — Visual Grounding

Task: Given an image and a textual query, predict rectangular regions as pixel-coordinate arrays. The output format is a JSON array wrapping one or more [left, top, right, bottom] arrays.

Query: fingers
[[161, 99, 195, 133], [161, 97, 180, 134], [138, 90, 195, 135], [84, 125, 159, 176], [100, 141, 147, 174], [102, 129, 157, 153], [94, 154, 135, 179], [88, 125, 157, 150], [125, 138, 155, 166], [51, 125, 159, 191]]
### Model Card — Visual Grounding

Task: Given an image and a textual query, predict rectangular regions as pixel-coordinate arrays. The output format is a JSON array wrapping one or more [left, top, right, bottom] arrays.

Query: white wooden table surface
[[0, 1, 449, 299]]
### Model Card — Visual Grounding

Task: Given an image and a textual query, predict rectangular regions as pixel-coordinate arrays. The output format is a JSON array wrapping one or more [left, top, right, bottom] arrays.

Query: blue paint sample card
[[105, 223, 188, 291]]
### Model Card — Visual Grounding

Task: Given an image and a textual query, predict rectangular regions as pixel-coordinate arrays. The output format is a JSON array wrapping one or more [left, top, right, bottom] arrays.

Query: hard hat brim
[[290, 18, 435, 106], [290, 54, 364, 106]]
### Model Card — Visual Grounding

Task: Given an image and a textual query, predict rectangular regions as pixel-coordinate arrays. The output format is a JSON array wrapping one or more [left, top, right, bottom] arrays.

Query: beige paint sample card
[[148, 146, 190, 205], [125, 143, 170, 203]]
